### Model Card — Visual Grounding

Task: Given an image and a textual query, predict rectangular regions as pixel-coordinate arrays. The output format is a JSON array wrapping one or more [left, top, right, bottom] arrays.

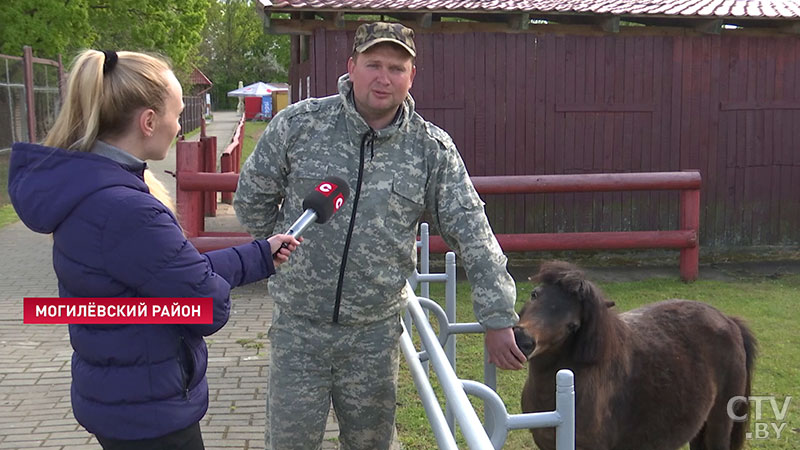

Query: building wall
[[290, 28, 800, 248]]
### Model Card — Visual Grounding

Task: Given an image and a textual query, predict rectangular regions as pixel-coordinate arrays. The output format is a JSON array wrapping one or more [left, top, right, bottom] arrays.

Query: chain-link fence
[[0, 48, 62, 209], [31, 63, 61, 144], [0, 48, 62, 152], [1, 57, 29, 152]]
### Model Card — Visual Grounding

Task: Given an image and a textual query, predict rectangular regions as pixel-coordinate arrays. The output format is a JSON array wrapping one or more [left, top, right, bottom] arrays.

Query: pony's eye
[[530, 290, 538, 300]]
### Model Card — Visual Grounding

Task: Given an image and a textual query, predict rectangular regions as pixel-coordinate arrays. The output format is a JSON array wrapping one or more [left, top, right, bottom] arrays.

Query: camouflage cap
[[353, 22, 416, 58]]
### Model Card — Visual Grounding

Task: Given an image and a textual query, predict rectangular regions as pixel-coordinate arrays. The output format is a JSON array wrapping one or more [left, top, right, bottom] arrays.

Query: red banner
[[23, 298, 213, 324]]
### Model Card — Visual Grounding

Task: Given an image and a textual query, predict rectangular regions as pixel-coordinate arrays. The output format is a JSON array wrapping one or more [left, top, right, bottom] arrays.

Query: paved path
[[0, 112, 340, 449]]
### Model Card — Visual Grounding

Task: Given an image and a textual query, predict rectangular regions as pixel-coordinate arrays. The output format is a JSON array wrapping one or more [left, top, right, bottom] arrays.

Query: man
[[235, 22, 525, 450]]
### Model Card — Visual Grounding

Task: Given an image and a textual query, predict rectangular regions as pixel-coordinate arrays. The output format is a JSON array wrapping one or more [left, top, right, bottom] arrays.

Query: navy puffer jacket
[[8, 142, 275, 440]]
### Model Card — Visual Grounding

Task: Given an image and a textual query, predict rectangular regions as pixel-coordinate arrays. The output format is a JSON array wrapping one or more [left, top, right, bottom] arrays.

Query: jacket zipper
[[333, 130, 374, 322], [178, 336, 189, 398]]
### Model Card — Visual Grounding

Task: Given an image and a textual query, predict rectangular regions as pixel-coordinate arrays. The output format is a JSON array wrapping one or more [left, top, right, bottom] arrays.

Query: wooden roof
[[190, 67, 212, 86], [258, 0, 800, 33]]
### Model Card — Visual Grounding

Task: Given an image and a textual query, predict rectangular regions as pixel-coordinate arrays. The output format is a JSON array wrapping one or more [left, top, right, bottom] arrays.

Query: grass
[[240, 120, 269, 170], [0, 151, 10, 206], [397, 275, 800, 449], [0, 151, 18, 228], [172, 126, 202, 147], [0, 204, 18, 228]]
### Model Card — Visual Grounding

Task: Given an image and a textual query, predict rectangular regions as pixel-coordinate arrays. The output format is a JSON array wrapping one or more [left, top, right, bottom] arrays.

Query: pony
[[513, 261, 757, 450]]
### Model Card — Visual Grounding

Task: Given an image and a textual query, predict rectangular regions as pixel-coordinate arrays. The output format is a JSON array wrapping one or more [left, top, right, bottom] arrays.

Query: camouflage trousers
[[266, 306, 404, 450]]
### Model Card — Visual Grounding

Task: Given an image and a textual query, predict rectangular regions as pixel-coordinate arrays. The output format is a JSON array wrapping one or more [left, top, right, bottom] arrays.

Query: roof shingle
[[260, 0, 800, 18]]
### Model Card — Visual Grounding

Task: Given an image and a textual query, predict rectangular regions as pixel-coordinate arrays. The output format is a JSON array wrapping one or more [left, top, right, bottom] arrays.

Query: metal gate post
[[444, 251, 457, 433], [555, 370, 576, 450]]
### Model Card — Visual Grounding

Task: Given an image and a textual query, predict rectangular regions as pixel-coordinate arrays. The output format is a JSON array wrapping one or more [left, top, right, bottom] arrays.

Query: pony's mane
[[534, 261, 598, 298], [533, 261, 623, 364]]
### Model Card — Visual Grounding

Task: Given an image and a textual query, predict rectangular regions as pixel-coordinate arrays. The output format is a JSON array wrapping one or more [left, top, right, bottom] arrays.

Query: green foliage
[[87, 0, 210, 77], [0, 0, 93, 57], [198, 0, 289, 110], [399, 275, 800, 449], [0, 0, 210, 78], [1, 1, 289, 110]]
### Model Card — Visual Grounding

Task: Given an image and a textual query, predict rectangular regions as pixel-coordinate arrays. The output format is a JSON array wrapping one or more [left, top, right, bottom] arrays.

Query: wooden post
[[200, 95, 207, 138], [201, 135, 217, 217], [57, 54, 65, 102], [220, 153, 233, 204], [234, 131, 242, 173], [22, 46, 36, 142], [176, 140, 204, 237], [679, 175, 701, 282]]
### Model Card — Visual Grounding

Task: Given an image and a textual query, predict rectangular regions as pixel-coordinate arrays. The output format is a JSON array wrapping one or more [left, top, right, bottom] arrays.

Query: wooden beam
[[695, 19, 722, 34], [319, 11, 345, 28], [258, 4, 273, 33], [780, 21, 800, 34], [264, 17, 766, 36], [385, 12, 434, 28], [261, 13, 273, 34], [510, 13, 530, 30], [598, 16, 620, 33], [418, 12, 433, 29]]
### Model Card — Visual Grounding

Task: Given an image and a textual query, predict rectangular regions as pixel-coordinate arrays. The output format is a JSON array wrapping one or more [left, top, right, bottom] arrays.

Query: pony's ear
[[605, 300, 615, 308], [571, 279, 609, 365]]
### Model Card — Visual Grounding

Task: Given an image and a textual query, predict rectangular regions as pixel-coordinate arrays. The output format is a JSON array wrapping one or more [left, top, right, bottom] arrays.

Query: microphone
[[273, 176, 350, 256]]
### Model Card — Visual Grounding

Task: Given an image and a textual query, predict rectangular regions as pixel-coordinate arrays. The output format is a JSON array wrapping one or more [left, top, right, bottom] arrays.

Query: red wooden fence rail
[[176, 167, 701, 281], [444, 172, 701, 280]]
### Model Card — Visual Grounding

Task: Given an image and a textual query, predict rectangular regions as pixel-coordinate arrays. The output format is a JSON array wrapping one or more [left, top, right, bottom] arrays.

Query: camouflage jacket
[[235, 74, 518, 328]]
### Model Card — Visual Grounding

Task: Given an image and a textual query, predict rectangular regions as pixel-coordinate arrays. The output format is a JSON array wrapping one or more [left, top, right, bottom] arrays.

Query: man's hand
[[485, 327, 526, 370]]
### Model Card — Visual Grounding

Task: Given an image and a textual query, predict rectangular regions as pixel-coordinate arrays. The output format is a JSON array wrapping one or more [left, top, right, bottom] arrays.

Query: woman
[[8, 50, 298, 449]]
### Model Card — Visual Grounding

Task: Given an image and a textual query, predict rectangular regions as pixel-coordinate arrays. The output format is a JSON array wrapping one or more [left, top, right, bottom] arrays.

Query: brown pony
[[513, 261, 757, 450]]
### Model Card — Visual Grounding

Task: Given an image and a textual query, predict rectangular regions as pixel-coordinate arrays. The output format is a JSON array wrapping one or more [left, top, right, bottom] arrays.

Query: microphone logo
[[316, 182, 337, 196], [333, 194, 345, 212]]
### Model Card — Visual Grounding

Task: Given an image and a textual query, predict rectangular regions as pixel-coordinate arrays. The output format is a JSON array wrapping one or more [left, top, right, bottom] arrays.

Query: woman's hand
[[267, 234, 302, 266]]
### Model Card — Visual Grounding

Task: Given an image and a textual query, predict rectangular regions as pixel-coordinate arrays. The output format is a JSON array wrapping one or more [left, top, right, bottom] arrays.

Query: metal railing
[[401, 223, 575, 449]]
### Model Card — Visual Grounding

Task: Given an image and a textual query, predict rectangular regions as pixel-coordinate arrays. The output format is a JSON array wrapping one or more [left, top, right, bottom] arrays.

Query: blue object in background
[[261, 96, 273, 119]]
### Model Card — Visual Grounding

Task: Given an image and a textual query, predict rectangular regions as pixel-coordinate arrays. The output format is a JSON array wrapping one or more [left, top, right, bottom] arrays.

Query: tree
[[0, 0, 94, 58], [0, 0, 209, 79], [88, 0, 211, 78], [198, 0, 289, 110]]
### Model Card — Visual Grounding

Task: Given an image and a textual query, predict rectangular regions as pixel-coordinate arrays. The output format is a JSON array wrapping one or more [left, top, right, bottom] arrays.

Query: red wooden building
[[256, 0, 800, 250]]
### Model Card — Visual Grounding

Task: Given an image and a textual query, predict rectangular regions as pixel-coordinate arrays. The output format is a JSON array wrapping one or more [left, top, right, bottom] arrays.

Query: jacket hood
[[8, 142, 148, 234], [336, 73, 415, 139]]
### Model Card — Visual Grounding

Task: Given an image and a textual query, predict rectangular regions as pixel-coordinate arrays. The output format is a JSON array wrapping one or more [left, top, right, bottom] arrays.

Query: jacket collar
[[90, 140, 147, 173]]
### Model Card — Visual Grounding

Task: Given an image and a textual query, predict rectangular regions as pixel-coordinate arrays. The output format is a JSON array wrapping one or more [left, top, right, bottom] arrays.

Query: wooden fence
[[180, 95, 205, 135], [293, 28, 800, 248]]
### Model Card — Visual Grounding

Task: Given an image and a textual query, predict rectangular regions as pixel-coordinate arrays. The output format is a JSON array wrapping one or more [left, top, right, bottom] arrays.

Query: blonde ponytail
[[45, 49, 178, 213], [143, 169, 176, 213]]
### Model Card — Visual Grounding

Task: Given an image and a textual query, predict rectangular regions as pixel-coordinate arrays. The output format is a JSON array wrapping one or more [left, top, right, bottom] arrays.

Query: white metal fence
[[401, 223, 576, 449]]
